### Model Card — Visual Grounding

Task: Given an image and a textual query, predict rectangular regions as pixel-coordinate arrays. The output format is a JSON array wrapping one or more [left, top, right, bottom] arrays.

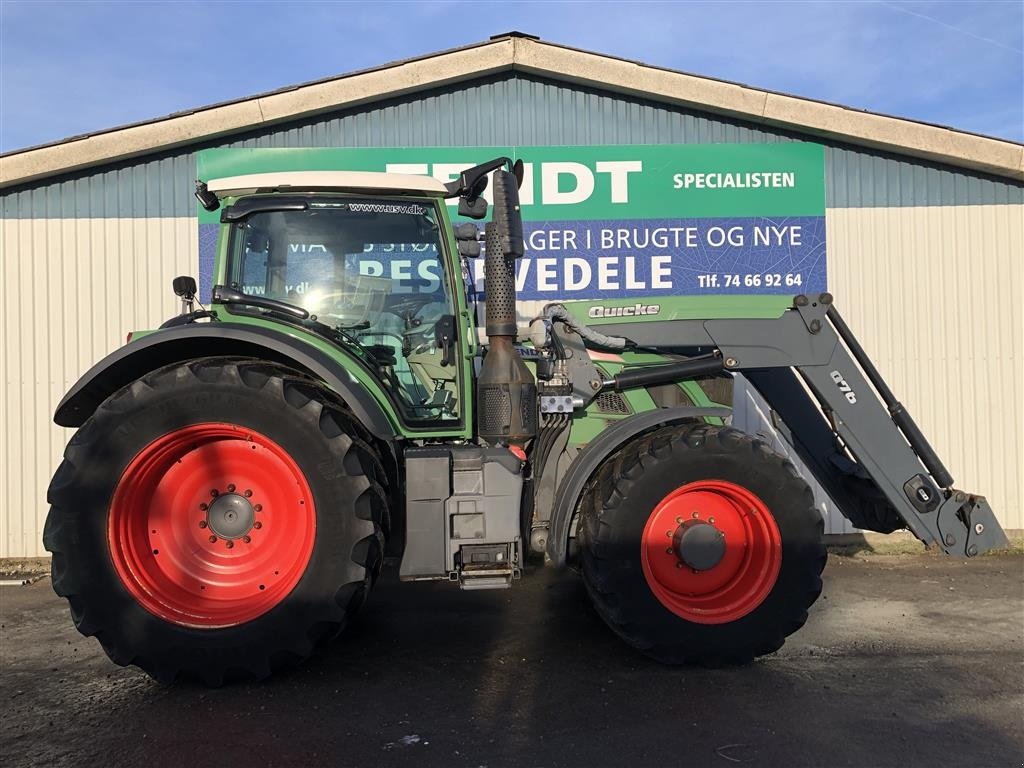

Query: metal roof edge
[[2, 36, 505, 158], [0, 37, 516, 189], [509, 37, 1024, 182], [2, 33, 1021, 190]]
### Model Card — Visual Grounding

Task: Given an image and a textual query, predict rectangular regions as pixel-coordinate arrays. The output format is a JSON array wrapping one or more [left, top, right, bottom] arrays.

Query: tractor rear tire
[[44, 358, 388, 685], [578, 423, 825, 665]]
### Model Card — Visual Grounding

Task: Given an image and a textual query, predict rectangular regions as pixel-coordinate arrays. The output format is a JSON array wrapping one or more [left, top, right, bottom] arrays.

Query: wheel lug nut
[[199, 502, 208, 511], [666, 547, 673, 555], [675, 516, 683, 524], [243, 535, 251, 544], [253, 522, 262, 529], [225, 540, 234, 549], [210, 489, 219, 497], [254, 504, 263, 512], [709, 517, 715, 524], [676, 562, 684, 569], [198, 520, 208, 529], [208, 535, 217, 543], [227, 484, 236, 493], [244, 489, 253, 498], [691, 511, 699, 519]]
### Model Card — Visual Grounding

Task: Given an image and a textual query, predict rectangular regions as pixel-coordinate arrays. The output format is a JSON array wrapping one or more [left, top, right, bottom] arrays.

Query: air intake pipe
[[476, 168, 538, 447]]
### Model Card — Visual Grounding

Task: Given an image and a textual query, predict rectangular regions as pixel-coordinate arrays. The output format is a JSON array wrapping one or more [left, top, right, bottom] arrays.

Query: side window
[[228, 200, 461, 427], [353, 241, 457, 420]]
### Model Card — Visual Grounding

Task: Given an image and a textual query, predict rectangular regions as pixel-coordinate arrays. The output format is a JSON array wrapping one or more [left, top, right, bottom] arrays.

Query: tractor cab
[[206, 171, 469, 425]]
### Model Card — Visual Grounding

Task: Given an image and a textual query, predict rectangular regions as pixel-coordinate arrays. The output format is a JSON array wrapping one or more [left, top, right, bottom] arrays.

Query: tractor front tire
[[578, 423, 826, 665], [44, 358, 387, 685]]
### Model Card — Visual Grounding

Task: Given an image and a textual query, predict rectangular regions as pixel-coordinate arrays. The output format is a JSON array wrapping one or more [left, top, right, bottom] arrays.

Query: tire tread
[[578, 423, 826, 666], [44, 358, 389, 685]]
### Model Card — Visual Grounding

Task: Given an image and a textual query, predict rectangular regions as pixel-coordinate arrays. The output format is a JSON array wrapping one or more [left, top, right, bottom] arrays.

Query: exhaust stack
[[476, 168, 537, 447]]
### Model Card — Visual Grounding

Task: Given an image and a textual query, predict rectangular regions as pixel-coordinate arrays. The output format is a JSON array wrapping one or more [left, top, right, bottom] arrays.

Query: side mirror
[[454, 223, 480, 240], [458, 196, 488, 220], [172, 276, 197, 299], [454, 222, 482, 257], [194, 181, 220, 212], [457, 240, 481, 258], [172, 275, 198, 315]]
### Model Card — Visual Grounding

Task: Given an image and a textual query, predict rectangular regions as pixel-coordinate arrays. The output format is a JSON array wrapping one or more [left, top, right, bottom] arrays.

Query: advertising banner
[[197, 144, 825, 311]]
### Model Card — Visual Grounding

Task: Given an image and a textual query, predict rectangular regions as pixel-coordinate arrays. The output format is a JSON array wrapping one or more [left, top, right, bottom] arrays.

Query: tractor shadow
[[141, 563, 1023, 768], [9, 560, 1020, 768]]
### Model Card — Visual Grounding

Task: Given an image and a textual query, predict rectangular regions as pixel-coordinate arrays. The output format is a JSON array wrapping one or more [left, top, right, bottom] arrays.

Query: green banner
[[198, 144, 822, 221], [196, 143, 825, 303]]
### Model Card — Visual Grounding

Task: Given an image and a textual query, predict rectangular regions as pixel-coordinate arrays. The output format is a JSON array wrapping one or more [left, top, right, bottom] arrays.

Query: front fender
[[545, 405, 731, 568], [54, 323, 397, 439]]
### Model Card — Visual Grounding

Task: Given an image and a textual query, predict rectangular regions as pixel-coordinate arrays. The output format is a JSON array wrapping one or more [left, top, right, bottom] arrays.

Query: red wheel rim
[[640, 480, 781, 624], [107, 423, 315, 628]]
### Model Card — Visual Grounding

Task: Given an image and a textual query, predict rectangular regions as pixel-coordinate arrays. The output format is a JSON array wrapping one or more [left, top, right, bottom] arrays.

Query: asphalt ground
[[1, 553, 1022, 768]]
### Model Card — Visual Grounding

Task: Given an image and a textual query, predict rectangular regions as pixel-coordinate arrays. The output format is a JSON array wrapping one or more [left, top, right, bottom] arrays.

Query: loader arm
[[552, 293, 1007, 563]]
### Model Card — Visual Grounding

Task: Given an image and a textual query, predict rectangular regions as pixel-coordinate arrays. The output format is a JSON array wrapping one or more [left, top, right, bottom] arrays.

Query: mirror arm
[[443, 157, 519, 220], [442, 157, 513, 199]]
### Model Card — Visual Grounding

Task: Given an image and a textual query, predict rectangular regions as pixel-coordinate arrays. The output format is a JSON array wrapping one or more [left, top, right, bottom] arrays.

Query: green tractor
[[45, 158, 1007, 684]]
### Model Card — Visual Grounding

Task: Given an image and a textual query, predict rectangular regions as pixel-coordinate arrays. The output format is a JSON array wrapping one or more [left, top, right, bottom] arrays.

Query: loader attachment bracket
[[936, 494, 1007, 557], [793, 292, 830, 335]]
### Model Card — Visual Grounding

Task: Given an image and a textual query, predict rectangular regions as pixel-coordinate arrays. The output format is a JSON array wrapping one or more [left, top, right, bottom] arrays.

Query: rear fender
[[54, 323, 397, 440]]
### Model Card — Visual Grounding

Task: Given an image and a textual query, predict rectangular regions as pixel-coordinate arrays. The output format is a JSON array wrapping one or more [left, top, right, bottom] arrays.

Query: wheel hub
[[673, 519, 726, 571], [206, 493, 255, 540]]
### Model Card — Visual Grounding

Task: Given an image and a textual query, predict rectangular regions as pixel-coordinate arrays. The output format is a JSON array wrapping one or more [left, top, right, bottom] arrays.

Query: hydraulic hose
[[543, 304, 630, 351]]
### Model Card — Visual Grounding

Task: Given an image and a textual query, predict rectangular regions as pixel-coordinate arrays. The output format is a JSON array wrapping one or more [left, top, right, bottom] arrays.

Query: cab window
[[230, 198, 460, 425]]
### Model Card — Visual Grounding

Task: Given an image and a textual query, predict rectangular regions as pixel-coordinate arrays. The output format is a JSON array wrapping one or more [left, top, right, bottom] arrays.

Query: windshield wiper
[[212, 285, 309, 320]]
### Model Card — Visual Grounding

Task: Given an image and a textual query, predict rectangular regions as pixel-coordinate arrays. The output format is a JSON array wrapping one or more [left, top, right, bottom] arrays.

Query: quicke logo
[[588, 304, 661, 319]]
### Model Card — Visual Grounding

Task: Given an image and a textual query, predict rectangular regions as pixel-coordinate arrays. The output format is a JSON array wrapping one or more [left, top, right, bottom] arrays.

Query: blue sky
[[0, 0, 1021, 154]]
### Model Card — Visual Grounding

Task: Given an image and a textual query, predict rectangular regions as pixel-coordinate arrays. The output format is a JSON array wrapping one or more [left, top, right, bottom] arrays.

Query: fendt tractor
[[45, 158, 1008, 684]]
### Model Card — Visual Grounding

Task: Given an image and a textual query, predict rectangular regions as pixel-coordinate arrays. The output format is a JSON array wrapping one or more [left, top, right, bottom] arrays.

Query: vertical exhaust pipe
[[476, 168, 537, 447]]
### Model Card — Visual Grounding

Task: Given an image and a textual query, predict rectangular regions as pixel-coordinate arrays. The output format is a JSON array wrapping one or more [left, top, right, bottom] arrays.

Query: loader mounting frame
[[546, 293, 1007, 566]]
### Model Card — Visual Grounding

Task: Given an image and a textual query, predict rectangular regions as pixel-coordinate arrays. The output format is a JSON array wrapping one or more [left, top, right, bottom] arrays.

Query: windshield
[[228, 197, 461, 425]]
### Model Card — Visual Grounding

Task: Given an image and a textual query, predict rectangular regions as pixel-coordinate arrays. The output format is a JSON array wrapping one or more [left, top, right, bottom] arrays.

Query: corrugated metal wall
[[1, 72, 1021, 556], [828, 204, 1023, 530], [0, 218, 197, 557]]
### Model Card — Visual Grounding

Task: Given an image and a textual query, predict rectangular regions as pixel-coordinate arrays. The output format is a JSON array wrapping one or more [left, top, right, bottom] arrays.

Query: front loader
[[44, 158, 1008, 684]]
